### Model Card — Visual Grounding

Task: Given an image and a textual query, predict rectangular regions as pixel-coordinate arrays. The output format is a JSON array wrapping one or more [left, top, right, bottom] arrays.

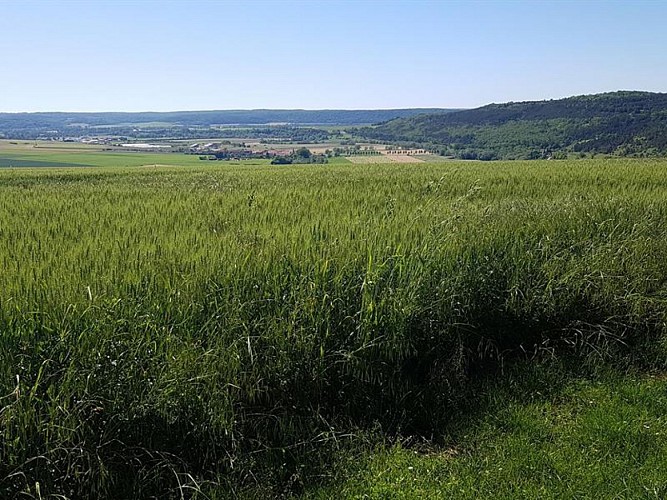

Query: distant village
[[188, 142, 294, 160]]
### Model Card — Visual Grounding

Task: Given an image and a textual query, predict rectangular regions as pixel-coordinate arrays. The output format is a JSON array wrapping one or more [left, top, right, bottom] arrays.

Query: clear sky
[[1, 0, 665, 112]]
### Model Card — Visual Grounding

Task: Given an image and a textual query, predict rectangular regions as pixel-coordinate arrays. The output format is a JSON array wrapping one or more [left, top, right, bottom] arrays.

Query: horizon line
[[0, 89, 663, 115]]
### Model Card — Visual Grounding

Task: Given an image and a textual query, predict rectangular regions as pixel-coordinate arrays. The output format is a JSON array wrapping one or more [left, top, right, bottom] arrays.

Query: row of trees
[[271, 148, 328, 165]]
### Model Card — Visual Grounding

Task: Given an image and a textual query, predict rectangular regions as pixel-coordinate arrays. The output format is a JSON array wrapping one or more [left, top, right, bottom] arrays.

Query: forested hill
[[356, 91, 667, 159], [0, 108, 454, 134]]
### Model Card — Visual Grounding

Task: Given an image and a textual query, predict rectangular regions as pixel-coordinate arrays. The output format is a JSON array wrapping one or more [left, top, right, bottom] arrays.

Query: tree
[[295, 147, 312, 159]]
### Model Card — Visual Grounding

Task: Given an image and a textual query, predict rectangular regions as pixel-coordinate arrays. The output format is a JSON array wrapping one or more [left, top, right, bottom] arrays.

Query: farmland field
[[382, 154, 425, 163], [0, 157, 94, 168], [2, 159, 667, 497], [347, 154, 432, 164], [0, 150, 211, 168], [345, 155, 387, 164]]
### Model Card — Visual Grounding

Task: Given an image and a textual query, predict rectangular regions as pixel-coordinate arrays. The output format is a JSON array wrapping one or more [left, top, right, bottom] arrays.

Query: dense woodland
[[355, 91, 667, 159]]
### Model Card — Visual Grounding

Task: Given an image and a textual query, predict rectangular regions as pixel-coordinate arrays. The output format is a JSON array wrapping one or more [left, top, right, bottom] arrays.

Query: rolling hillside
[[0, 108, 456, 139], [357, 91, 667, 159]]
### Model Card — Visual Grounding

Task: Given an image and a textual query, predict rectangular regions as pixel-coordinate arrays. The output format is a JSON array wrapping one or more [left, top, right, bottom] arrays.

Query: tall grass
[[1, 159, 667, 497]]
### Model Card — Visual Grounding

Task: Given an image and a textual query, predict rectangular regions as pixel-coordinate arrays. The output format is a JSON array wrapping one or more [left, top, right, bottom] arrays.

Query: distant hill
[[356, 91, 667, 159], [0, 109, 457, 139]]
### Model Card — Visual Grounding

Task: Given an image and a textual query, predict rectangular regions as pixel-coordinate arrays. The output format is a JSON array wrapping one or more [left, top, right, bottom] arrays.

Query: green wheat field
[[2, 159, 667, 498]]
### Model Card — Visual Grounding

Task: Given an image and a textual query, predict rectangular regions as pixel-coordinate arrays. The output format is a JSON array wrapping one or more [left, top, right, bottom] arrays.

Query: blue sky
[[0, 0, 665, 112]]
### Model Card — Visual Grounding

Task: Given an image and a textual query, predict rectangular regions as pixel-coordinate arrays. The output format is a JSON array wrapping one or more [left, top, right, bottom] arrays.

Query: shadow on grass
[[218, 348, 663, 499]]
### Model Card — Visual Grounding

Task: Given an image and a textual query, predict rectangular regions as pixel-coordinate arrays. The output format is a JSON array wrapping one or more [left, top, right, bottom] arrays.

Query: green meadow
[[0, 150, 213, 168], [1, 159, 667, 498]]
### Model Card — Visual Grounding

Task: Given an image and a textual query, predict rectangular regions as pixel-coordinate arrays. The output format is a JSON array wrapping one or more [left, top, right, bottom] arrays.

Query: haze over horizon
[[1, 0, 665, 113]]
